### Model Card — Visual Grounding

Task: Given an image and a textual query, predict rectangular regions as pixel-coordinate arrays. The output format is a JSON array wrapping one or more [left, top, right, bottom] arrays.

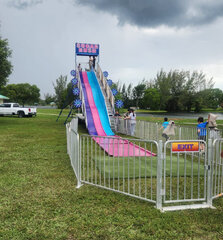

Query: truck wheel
[[18, 112, 24, 118]]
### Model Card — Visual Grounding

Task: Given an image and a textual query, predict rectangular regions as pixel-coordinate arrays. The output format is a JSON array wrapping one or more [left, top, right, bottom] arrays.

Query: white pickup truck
[[0, 103, 37, 118]]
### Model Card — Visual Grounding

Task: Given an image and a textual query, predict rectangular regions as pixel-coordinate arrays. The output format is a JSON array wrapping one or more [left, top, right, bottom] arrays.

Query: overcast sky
[[1, 0, 223, 98]]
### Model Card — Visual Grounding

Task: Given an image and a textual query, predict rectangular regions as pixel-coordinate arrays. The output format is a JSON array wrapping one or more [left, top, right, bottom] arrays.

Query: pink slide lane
[[93, 136, 156, 157], [82, 71, 106, 136]]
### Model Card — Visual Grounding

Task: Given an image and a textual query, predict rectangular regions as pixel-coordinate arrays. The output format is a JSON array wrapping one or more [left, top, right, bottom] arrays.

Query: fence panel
[[66, 123, 71, 157], [80, 135, 158, 204], [66, 118, 82, 188], [162, 140, 209, 210], [212, 139, 223, 199], [114, 118, 223, 143], [123, 119, 192, 141]]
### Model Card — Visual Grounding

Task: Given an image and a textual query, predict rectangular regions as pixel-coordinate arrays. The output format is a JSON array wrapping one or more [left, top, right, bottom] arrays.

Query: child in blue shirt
[[160, 117, 169, 141], [197, 116, 208, 151]]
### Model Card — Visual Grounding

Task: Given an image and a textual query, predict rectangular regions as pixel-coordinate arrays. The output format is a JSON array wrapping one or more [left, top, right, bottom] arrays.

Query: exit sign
[[172, 142, 199, 153]]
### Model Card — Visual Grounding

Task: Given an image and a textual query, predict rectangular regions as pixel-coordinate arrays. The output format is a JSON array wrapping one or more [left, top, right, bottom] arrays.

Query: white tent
[[0, 94, 9, 104]]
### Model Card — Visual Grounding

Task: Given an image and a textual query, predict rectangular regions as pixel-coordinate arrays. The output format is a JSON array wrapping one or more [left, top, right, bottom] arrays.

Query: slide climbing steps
[[98, 79, 115, 131], [95, 64, 115, 131]]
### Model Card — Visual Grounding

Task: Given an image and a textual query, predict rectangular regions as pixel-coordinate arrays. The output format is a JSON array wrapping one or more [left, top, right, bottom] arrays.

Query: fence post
[[76, 133, 82, 188], [179, 127, 182, 140], [66, 123, 70, 156], [156, 123, 159, 141], [207, 138, 213, 206], [156, 140, 163, 211]]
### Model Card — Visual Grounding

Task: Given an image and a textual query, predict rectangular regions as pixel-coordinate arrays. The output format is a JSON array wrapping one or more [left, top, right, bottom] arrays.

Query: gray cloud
[[76, 0, 223, 28], [8, 0, 43, 10]]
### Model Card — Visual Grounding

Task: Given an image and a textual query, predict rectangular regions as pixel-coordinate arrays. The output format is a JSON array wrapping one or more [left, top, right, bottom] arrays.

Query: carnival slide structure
[[77, 66, 155, 157]]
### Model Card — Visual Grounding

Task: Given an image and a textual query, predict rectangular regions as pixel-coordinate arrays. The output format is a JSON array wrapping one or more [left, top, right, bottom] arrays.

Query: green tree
[[132, 81, 146, 108], [66, 82, 75, 106], [53, 75, 70, 109], [127, 83, 132, 99], [200, 88, 223, 109], [124, 83, 133, 109], [121, 83, 133, 109], [154, 70, 171, 110], [44, 93, 55, 105], [154, 69, 214, 112], [0, 36, 13, 89], [2, 83, 40, 105], [143, 88, 161, 110]]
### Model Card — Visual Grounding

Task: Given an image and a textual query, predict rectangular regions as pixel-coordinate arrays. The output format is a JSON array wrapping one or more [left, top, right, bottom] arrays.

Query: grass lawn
[[0, 109, 223, 240], [95, 155, 205, 178]]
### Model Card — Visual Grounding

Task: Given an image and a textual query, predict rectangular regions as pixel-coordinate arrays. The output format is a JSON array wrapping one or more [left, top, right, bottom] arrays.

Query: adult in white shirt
[[125, 109, 136, 136]]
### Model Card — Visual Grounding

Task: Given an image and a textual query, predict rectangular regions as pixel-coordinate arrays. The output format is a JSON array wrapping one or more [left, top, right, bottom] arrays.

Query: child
[[162, 120, 176, 141], [197, 116, 208, 151], [160, 117, 169, 141]]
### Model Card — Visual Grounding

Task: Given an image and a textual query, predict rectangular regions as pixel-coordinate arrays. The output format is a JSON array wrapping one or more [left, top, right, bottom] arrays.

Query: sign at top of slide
[[75, 43, 99, 56]]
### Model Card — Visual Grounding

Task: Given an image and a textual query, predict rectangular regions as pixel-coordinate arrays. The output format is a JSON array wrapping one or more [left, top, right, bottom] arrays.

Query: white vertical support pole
[[156, 123, 159, 141], [156, 140, 163, 211], [138, 120, 140, 138], [76, 133, 82, 189], [179, 127, 182, 140], [66, 124, 69, 155], [207, 138, 212, 206]]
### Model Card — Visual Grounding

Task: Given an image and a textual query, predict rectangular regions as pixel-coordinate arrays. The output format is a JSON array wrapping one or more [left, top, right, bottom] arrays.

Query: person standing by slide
[[92, 56, 96, 70], [89, 56, 93, 70], [78, 63, 82, 72], [125, 109, 136, 136], [114, 110, 121, 132]]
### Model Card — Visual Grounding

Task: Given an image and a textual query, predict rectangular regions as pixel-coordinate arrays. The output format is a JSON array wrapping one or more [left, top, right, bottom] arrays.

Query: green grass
[[0, 109, 223, 240], [95, 156, 205, 178]]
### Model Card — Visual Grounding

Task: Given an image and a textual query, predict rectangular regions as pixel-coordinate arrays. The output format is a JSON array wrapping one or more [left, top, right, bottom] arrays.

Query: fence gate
[[212, 139, 223, 200], [160, 139, 213, 212]]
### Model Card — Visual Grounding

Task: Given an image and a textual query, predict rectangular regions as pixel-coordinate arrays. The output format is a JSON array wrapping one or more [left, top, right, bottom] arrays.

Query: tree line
[[115, 70, 223, 112]]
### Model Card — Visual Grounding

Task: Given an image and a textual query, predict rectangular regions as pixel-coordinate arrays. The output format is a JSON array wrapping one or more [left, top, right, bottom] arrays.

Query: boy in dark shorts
[[197, 117, 208, 151], [160, 117, 169, 141]]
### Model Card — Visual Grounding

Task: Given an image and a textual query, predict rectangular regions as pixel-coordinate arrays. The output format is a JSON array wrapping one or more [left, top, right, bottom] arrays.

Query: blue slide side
[[87, 71, 114, 136], [79, 71, 97, 135]]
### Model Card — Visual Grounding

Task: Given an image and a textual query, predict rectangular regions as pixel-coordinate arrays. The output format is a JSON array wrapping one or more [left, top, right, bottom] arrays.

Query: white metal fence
[[112, 117, 223, 142], [66, 118, 223, 212], [80, 135, 159, 204], [212, 139, 223, 200], [66, 118, 82, 188]]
